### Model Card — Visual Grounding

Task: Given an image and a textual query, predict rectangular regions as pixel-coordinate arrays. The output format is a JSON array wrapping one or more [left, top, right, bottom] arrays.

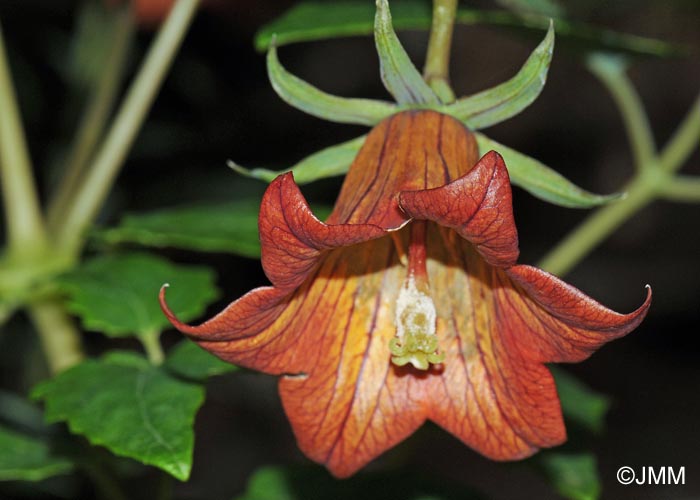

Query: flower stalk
[[0, 21, 48, 257], [48, 6, 135, 231], [424, 0, 458, 103], [55, 0, 200, 254], [539, 61, 699, 277]]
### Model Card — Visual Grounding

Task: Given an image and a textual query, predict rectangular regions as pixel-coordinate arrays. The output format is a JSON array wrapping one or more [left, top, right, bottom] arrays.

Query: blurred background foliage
[[0, 0, 698, 499]]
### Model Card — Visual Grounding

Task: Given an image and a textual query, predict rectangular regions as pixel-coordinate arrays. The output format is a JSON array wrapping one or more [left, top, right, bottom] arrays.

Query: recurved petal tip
[[399, 150, 519, 267]]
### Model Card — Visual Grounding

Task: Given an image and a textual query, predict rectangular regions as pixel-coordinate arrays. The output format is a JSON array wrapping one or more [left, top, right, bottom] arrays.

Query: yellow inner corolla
[[390, 276, 445, 370]]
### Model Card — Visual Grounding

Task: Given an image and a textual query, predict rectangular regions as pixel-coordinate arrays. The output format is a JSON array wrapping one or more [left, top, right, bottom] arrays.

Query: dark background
[[0, 0, 698, 498]]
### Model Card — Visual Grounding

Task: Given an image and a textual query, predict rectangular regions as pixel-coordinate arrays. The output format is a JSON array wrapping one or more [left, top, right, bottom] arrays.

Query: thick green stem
[[26, 299, 84, 374], [659, 93, 700, 173], [0, 21, 47, 255], [48, 7, 134, 231], [141, 330, 164, 365], [660, 175, 700, 202], [55, 0, 200, 254], [423, 0, 457, 103], [587, 54, 656, 171], [538, 176, 656, 276]]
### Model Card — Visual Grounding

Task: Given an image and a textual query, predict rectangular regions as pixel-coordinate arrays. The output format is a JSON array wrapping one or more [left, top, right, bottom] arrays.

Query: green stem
[[48, 7, 134, 231], [141, 330, 164, 365], [54, 0, 200, 254], [659, 93, 700, 173], [423, 0, 457, 103], [660, 175, 700, 202], [538, 176, 656, 276], [26, 299, 84, 374], [0, 21, 47, 255], [587, 54, 656, 171]]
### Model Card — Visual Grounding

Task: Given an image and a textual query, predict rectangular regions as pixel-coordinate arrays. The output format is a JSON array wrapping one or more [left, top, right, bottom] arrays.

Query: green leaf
[[57, 253, 218, 339], [32, 353, 204, 481], [235, 465, 485, 500], [374, 0, 439, 106], [0, 426, 73, 482], [255, 1, 431, 53], [551, 366, 611, 433], [446, 22, 554, 129], [255, 2, 685, 59], [538, 452, 601, 500], [267, 43, 395, 125], [230, 135, 365, 185], [495, 0, 564, 19], [95, 200, 262, 258], [475, 133, 621, 208], [165, 340, 238, 382]]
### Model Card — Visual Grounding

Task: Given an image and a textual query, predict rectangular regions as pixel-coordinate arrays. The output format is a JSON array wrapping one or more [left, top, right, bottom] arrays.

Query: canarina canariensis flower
[[160, 110, 650, 477]]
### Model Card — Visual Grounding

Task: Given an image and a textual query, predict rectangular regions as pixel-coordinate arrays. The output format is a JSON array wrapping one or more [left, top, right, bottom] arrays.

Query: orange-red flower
[[160, 110, 650, 477]]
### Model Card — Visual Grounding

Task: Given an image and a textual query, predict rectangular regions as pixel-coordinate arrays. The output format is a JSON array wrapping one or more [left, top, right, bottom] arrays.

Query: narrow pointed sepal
[[228, 135, 366, 185], [268, 42, 396, 125], [399, 151, 519, 267], [446, 21, 555, 129], [374, 0, 440, 106], [475, 133, 622, 208]]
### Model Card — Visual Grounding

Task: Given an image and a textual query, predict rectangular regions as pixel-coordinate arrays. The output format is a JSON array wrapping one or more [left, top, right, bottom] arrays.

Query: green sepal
[[476, 133, 622, 208], [446, 22, 554, 129], [374, 0, 439, 106], [268, 42, 396, 126], [56, 252, 219, 339], [31, 352, 205, 481], [537, 452, 601, 500], [230, 134, 365, 185]]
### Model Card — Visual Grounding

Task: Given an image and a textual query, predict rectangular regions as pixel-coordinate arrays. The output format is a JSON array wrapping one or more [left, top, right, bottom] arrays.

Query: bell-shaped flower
[[161, 110, 650, 477]]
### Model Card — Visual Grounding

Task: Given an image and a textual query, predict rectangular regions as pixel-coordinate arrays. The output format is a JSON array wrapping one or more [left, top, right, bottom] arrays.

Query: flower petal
[[500, 265, 652, 363], [328, 111, 479, 228], [277, 239, 429, 478], [159, 173, 388, 371], [425, 227, 563, 460], [259, 172, 386, 290], [399, 150, 519, 267]]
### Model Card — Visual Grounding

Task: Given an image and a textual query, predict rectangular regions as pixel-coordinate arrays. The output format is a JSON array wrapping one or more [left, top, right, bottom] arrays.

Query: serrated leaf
[[230, 135, 365, 185], [255, 1, 685, 59], [538, 452, 601, 500], [165, 340, 238, 381], [57, 253, 218, 338], [551, 366, 611, 433], [447, 22, 554, 129], [95, 201, 262, 258], [475, 133, 621, 208], [0, 426, 73, 482], [374, 0, 439, 106], [32, 353, 204, 481], [234, 465, 485, 500], [267, 43, 395, 125]]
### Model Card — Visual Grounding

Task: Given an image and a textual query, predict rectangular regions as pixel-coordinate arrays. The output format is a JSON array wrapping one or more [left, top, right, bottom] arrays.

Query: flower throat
[[389, 221, 444, 370]]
